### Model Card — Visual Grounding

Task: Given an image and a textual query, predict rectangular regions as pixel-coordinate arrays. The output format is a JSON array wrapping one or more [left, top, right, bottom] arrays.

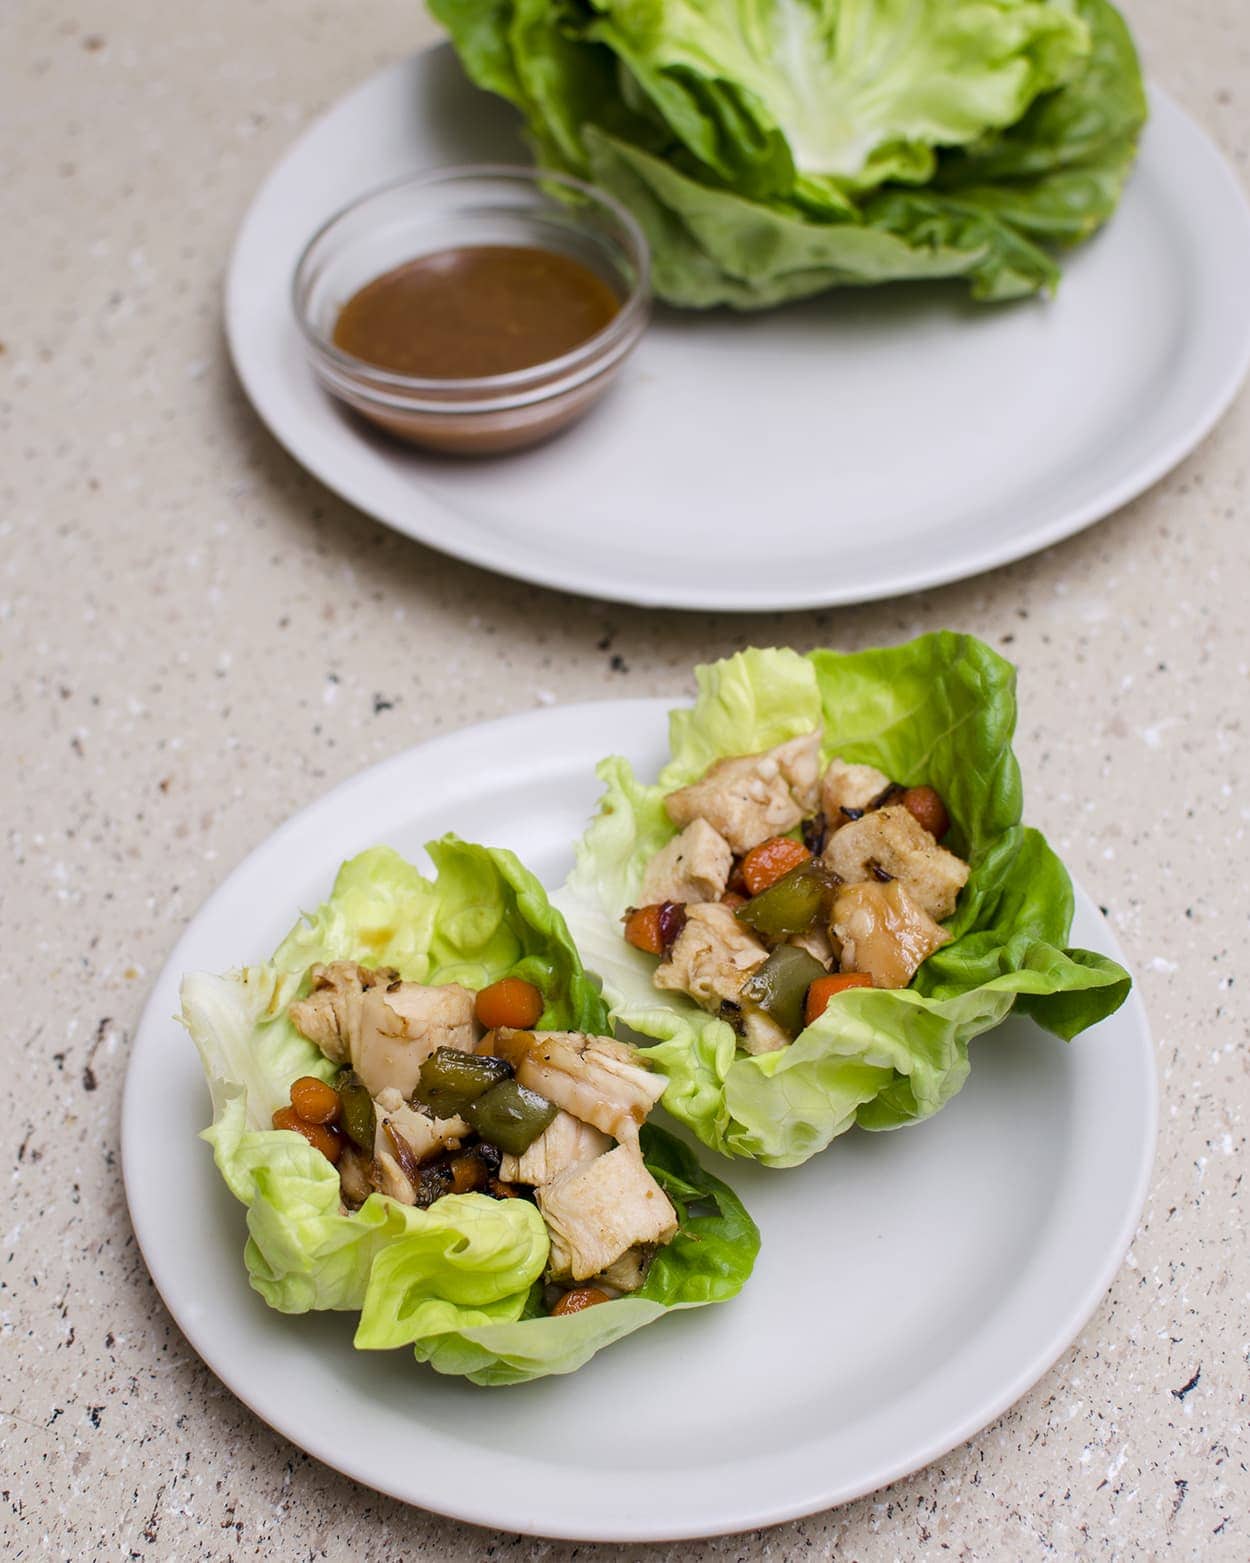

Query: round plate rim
[[225, 53, 1250, 612], [122, 699, 1157, 1540]]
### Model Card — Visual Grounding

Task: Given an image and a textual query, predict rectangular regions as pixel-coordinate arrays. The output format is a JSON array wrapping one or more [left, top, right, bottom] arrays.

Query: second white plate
[[122, 700, 1155, 1540], [226, 48, 1250, 611]]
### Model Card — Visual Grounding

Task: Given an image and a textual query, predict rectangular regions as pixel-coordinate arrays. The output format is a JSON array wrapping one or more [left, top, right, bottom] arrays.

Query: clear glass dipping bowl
[[292, 165, 651, 456]]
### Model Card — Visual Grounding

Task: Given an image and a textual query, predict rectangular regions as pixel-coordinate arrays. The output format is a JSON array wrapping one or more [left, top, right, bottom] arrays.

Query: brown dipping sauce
[[332, 244, 621, 379]]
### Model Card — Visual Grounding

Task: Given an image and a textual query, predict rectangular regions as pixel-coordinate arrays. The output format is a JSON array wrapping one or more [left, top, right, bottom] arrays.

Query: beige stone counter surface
[[3, 0, 1248, 1557]]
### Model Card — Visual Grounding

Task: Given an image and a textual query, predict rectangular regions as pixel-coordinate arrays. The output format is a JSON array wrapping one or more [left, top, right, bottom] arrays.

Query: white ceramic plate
[[226, 48, 1250, 611], [123, 700, 1155, 1540]]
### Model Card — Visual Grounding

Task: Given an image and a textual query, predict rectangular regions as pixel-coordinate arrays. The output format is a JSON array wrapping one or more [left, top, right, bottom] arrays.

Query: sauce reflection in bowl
[[293, 166, 651, 456]]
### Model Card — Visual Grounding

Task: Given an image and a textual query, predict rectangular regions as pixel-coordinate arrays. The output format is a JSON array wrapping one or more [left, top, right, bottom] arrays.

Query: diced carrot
[[623, 901, 688, 956], [273, 1104, 343, 1164], [803, 972, 874, 1027], [475, 976, 544, 1030], [901, 785, 950, 840], [289, 1075, 341, 1125], [551, 1287, 612, 1316], [623, 904, 665, 955], [741, 836, 811, 896]]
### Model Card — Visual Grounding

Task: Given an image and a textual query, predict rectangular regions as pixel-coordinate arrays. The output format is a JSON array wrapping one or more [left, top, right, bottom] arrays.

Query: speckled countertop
[[4, 1, 1249, 1557]]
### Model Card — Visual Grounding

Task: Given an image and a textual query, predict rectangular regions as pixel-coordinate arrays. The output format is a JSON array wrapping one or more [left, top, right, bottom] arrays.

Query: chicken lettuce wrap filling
[[183, 838, 758, 1384], [556, 635, 1131, 1167]]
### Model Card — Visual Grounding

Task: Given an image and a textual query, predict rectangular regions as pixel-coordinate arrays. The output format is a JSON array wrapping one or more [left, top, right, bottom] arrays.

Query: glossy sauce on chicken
[[332, 245, 621, 379]]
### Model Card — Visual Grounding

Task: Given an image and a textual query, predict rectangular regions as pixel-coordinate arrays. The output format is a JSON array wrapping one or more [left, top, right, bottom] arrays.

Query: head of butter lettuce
[[431, 0, 1146, 307], [554, 635, 1131, 1169], [181, 837, 758, 1386]]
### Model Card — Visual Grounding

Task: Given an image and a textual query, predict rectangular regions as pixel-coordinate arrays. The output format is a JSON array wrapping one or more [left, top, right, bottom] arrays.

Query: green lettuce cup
[[431, 0, 1145, 307], [182, 837, 759, 1386], [555, 634, 1131, 1169]]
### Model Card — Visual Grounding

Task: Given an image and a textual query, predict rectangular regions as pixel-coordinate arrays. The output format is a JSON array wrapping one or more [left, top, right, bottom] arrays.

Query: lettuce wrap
[[182, 837, 758, 1385], [430, 0, 1146, 307], [555, 636, 1131, 1168]]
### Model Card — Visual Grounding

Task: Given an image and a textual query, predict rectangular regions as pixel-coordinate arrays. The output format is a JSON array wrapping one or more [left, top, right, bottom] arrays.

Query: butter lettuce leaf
[[574, 0, 1091, 195], [557, 636, 1131, 1167], [432, 0, 1144, 308], [183, 838, 756, 1382]]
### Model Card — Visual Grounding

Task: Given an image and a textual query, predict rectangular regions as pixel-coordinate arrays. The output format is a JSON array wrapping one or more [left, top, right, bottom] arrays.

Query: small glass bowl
[[292, 165, 651, 456]]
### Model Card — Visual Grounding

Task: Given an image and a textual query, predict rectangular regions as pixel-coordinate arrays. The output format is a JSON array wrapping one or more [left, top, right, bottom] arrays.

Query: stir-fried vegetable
[[740, 836, 811, 895], [623, 900, 687, 955], [335, 1069, 376, 1152], [272, 1102, 343, 1164], [736, 858, 840, 940], [804, 972, 874, 1026], [474, 976, 544, 1030], [289, 1074, 340, 1125], [412, 1047, 511, 1118], [465, 1078, 559, 1156], [741, 945, 828, 1037]]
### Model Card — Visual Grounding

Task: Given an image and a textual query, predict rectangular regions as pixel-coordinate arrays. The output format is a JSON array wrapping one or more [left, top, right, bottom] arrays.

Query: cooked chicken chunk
[[593, 1245, 656, 1292], [499, 1109, 611, 1186], [538, 1144, 678, 1286], [741, 1007, 791, 1055], [371, 1088, 469, 1202], [337, 1145, 373, 1209], [652, 902, 785, 1053], [822, 804, 969, 921], [820, 757, 892, 831], [771, 732, 824, 814], [654, 901, 768, 1010], [641, 818, 733, 906], [789, 924, 836, 968], [288, 961, 391, 1064], [373, 1151, 416, 1205], [290, 962, 477, 1099], [832, 881, 952, 988], [490, 1030, 666, 1145], [663, 731, 823, 853]]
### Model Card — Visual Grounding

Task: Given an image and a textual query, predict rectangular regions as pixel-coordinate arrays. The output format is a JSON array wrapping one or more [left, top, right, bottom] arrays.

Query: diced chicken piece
[[337, 1145, 373, 1209], [490, 1030, 666, 1145], [374, 1095, 464, 1164], [538, 1144, 678, 1285], [593, 1245, 655, 1293], [373, 1152, 416, 1206], [352, 982, 477, 1100], [654, 901, 769, 1013], [789, 924, 836, 968], [290, 962, 478, 1099], [370, 1088, 469, 1202], [374, 1087, 469, 1162], [288, 961, 393, 1064], [832, 881, 952, 989], [822, 805, 969, 921], [641, 818, 733, 905], [499, 1109, 611, 1186], [741, 1007, 791, 1055], [820, 757, 892, 832], [653, 902, 784, 1053], [663, 731, 823, 853], [772, 732, 824, 814]]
